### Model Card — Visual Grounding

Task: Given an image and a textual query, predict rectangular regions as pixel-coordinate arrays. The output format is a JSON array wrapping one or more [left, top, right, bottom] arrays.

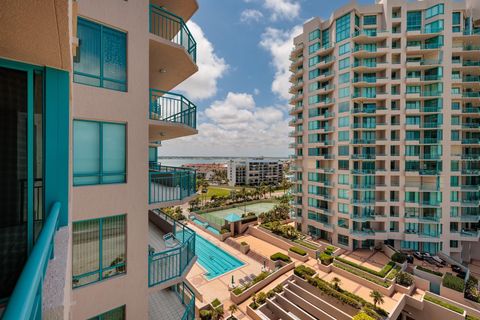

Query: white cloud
[[160, 92, 289, 156], [259, 25, 302, 101], [253, 88, 260, 95], [174, 21, 228, 100], [263, 0, 300, 21], [240, 9, 264, 23]]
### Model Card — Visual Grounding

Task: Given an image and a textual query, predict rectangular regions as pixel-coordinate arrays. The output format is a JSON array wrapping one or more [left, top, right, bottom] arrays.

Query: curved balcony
[[149, 4, 198, 91], [149, 89, 197, 142], [149, 163, 197, 206]]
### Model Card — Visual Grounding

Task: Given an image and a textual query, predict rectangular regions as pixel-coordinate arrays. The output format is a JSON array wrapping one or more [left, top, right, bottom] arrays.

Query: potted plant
[[240, 241, 250, 254]]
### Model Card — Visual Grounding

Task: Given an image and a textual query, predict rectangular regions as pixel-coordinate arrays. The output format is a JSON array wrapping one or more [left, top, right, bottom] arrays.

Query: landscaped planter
[[423, 293, 466, 320], [230, 260, 295, 304], [288, 248, 309, 262], [246, 304, 264, 320], [240, 242, 250, 254], [440, 283, 466, 304], [332, 263, 395, 296], [394, 283, 415, 295], [316, 260, 333, 273]]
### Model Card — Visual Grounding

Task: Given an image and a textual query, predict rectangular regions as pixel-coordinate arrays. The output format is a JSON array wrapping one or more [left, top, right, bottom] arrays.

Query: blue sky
[[162, 0, 373, 157]]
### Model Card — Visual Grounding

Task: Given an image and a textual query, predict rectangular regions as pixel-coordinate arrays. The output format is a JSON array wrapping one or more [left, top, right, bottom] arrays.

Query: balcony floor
[[149, 222, 167, 252], [149, 288, 186, 320]]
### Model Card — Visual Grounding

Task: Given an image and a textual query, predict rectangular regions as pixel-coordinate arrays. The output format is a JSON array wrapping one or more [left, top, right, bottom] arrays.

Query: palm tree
[[211, 306, 224, 320], [267, 184, 275, 198], [331, 277, 341, 290], [370, 290, 384, 308], [228, 304, 238, 319]]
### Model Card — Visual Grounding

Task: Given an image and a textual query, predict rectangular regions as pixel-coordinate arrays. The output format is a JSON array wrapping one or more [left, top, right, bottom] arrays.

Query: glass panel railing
[[149, 4, 197, 62]]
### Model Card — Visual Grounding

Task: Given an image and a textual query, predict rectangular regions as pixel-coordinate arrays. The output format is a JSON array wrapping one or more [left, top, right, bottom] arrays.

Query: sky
[[161, 0, 373, 157]]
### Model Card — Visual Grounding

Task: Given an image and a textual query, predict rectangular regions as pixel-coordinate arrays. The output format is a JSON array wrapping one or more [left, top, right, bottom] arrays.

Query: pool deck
[[184, 222, 262, 308]]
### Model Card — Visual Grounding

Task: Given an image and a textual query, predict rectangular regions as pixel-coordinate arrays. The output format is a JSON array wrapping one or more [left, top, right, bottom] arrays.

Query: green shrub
[[352, 312, 376, 320], [232, 287, 242, 295], [199, 309, 212, 320], [252, 271, 270, 285], [391, 252, 407, 263], [335, 257, 395, 278], [240, 241, 248, 246], [466, 315, 480, 320], [395, 271, 414, 287], [386, 266, 401, 280], [211, 298, 221, 308], [424, 295, 464, 314], [465, 275, 480, 302], [273, 283, 284, 293], [307, 276, 362, 309], [294, 265, 316, 279], [270, 252, 291, 262], [416, 265, 443, 277], [333, 262, 391, 288], [256, 292, 267, 305], [289, 246, 307, 256], [324, 246, 335, 255], [293, 239, 319, 250], [319, 253, 334, 265], [220, 228, 230, 234], [443, 273, 465, 292]]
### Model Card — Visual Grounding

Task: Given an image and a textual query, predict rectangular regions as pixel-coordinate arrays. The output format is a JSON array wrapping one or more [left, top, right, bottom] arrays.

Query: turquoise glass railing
[[3, 202, 61, 320], [150, 89, 197, 129], [149, 163, 196, 204], [148, 211, 196, 286], [149, 4, 197, 62]]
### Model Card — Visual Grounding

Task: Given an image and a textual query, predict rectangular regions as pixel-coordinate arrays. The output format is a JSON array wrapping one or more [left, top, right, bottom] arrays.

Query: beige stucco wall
[[70, 0, 150, 318]]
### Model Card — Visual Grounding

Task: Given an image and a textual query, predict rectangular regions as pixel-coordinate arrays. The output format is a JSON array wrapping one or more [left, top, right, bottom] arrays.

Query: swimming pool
[[199, 201, 276, 222], [194, 234, 244, 279]]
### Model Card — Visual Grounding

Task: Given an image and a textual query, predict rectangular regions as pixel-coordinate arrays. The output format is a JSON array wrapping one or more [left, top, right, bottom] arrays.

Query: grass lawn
[[198, 185, 255, 200]]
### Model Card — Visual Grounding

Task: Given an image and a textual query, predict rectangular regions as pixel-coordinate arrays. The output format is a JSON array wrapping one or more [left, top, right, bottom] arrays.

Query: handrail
[[149, 163, 197, 204], [3, 202, 61, 320], [149, 4, 197, 62]]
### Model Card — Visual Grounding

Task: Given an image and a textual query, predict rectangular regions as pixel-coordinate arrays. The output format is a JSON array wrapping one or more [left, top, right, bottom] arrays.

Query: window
[[309, 43, 321, 54], [74, 18, 127, 91], [452, 12, 461, 25], [338, 160, 349, 170], [450, 191, 459, 202], [338, 116, 349, 128], [338, 174, 349, 185], [450, 240, 458, 248], [407, 85, 420, 94], [339, 57, 350, 70], [338, 203, 348, 214], [451, 87, 460, 94], [73, 215, 126, 288], [363, 15, 377, 25], [339, 72, 350, 84], [425, 19, 444, 33], [339, 42, 350, 55], [451, 130, 459, 141], [339, 87, 350, 98], [338, 189, 349, 199], [451, 160, 459, 171], [451, 116, 460, 125], [322, 29, 330, 47], [406, 116, 420, 125], [338, 234, 349, 246], [407, 11, 422, 31], [73, 120, 126, 186], [338, 146, 349, 156], [309, 56, 320, 67], [339, 131, 349, 141], [336, 13, 351, 42], [450, 176, 459, 187], [451, 102, 460, 110], [89, 305, 126, 320], [309, 29, 320, 41], [425, 4, 444, 19], [339, 101, 350, 113], [309, 69, 320, 80]]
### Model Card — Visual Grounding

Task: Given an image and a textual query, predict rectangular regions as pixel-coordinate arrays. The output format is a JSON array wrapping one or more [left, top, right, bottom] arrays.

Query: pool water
[[193, 233, 244, 279], [191, 218, 220, 235], [200, 201, 276, 221]]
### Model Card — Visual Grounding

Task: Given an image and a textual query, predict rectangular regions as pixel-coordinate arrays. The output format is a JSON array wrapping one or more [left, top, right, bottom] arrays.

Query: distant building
[[182, 163, 227, 180], [227, 158, 284, 186]]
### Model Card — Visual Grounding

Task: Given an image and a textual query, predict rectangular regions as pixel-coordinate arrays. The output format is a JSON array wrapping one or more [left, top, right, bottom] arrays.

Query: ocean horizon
[[158, 156, 288, 167]]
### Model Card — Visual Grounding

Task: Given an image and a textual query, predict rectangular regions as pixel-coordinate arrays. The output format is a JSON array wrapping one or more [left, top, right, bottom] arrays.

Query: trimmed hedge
[[319, 253, 334, 265], [416, 265, 443, 277], [211, 298, 221, 308], [386, 266, 401, 280], [424, 295, 464, 314], [294, 239, 319, 250], [391, 252, 407, 263], [466, 315, 480, 320], [232, 271, 271, 295], [333, 262, 391, 288], [240, 241, 248, 246], [270, 252, 291, 263], [289, 246, 307, 256], [443, 273, 465, 292], [294, 265, 316, 279], [335, 257, 395, 278], [352, 312, 375, 320], [395, 271, 414, 287], [324, 246, 335, 255]]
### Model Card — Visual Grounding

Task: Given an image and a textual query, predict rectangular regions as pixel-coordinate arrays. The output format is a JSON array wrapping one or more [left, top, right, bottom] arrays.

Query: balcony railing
[[150, 89, 197, 129], [149, 163, 196, 204], [149, 4, 197, 62], [3, 202, 61, 320], [148, 210, 196, 286]]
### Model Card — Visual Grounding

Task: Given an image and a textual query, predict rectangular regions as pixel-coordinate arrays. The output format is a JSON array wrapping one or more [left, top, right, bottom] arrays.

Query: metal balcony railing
[[149, 163, 196, 204], [149, 4, 197, 62], [150, 89, 197, 129]]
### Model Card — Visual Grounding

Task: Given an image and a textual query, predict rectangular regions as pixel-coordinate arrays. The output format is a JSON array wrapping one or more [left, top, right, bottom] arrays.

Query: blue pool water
[[195, 234, 244, 279], [191, 218, 220, 235]]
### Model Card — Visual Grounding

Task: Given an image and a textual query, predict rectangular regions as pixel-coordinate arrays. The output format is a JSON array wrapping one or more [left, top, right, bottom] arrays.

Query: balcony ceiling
[[150, 0, 198, 22], [149, 36, 198, 92], [149, 120, 197, 142], [0, 0, 71, 71]]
